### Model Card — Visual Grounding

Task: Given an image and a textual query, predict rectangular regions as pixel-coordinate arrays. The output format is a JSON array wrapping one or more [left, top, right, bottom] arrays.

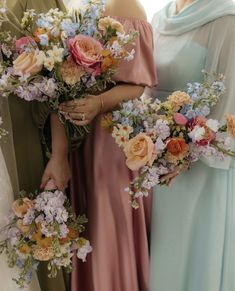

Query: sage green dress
[[4, 1, 67, 291], [5, 0, 66, 193], [150, 1, 235, 291]]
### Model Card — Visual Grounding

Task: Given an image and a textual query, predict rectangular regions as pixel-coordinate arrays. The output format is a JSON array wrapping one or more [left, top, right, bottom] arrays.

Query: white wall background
[[139, 0, 171, 21]]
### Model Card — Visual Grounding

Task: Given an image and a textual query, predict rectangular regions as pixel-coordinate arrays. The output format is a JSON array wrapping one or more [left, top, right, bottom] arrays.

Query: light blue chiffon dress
[[150, 1, 235, 290]]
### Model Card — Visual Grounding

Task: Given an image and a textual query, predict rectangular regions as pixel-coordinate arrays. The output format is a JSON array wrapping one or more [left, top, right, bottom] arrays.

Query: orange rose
[[124, 133, 156, 171], [12, 198, 33, 218], [13, 51, 43, 76], [167, 138, 189, 157]]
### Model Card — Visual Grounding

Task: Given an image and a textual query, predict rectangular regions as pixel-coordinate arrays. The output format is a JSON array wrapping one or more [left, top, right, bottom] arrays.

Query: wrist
[[51, 148, 68, 160]]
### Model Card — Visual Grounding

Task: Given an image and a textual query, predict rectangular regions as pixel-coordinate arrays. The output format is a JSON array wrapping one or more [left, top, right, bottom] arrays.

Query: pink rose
[[69, 35, 103, 75], [12, 198, 34, 218], [124, 133, 156, 171], [15, 36, 36, 53], [173, 113, 188, 126]]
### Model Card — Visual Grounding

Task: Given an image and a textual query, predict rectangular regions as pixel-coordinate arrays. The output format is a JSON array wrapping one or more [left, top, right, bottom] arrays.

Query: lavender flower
[[154, 119, 170, 140]]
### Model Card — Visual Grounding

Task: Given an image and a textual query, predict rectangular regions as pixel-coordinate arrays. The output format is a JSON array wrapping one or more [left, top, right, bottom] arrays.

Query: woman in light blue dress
[[150, 1, 235, 290]]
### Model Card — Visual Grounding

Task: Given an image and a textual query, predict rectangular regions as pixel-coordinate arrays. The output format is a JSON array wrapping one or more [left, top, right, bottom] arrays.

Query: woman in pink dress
[[60, 1, 157, 290]]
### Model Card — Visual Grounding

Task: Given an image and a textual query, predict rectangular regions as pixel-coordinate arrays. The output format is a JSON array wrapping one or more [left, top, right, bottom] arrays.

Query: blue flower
[[61, 21, 80, 37], [38, 34, 49, 46], [36, 18, 51, 28], [211, 81, 226, 94], [25, 271, 33, 283], [16, 259, 25, 269]]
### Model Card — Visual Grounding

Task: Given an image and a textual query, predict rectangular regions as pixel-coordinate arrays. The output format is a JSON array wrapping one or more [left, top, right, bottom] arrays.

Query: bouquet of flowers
[[103, 72, 235, 208], [0, 184, 92, 287], [0, 0, 137, 145]]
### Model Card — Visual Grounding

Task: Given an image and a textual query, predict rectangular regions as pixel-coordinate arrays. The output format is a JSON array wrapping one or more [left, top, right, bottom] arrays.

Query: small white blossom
[[206, 119, 220, 132], [189, 126, 205, 142]]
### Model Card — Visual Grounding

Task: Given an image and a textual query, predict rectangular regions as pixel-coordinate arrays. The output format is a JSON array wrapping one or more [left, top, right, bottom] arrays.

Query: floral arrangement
[[0, 183, 92, 287], [0, 0, 137, 145], [102, 72, 235, 208]]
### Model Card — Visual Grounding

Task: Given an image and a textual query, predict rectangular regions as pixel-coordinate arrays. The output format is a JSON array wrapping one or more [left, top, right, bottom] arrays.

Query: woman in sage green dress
[[150, 0, 235, 291], [4, 1, 69, 291]]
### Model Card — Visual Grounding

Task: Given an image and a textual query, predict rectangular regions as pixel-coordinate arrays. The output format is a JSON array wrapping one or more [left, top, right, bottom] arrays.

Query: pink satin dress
[[70, 16, 157, 291]]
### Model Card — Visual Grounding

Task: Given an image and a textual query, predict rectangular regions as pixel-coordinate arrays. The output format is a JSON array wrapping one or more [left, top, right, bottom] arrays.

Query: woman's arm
[[59, 84, 144, 126], [40, 114, 71, 191]]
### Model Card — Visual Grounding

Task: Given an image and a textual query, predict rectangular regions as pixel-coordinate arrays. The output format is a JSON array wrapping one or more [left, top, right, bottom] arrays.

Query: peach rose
[[13, 51, 43, 76], [226, 114, 235, 138], [124, 133, 156, 171], [98, 16, 125, 34], [60, 58, 85, 85], [167, 91, 192, 111], [32, 245, 54, 261], [69, 35, 103, 75], [167, 138, 189, 157], [12, 198, 33, 218]]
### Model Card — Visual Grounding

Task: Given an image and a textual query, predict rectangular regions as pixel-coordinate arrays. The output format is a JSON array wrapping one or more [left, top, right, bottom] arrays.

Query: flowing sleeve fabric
[[113, 16, 158, 87], [201, 15, 235, 170]]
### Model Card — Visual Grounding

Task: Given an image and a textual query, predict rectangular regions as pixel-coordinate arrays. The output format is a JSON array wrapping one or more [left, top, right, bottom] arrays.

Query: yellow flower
[[16, 219, 31, 234], [226, 114, 235, 138], [98, 16, 125, 34], [167, 91, 192, 111], [19, 244, 31, 255], [101, 113, 113, 133]]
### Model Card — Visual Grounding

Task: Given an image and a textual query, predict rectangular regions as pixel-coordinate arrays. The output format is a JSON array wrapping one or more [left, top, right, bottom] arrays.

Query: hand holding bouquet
[[0, 0, 138, 146], [103, 72, 235, 208], [0, 185, 91, 288]]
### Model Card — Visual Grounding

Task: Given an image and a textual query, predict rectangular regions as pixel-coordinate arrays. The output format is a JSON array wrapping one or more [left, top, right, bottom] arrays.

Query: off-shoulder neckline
[[104, 14, 152, 26]]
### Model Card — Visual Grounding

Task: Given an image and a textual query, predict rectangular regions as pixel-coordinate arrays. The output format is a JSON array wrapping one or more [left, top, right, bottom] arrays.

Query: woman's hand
[[160, 163, 189, 186], [59, 94, 102, 126], [40, 155, 71, 192]]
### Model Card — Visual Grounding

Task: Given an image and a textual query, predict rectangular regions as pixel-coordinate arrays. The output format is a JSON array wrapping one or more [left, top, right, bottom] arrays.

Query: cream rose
[[124, 133, 156, 171], [13, 51, 43, 76], [12, 198, 33, 218], [98, 16, 125, 34]]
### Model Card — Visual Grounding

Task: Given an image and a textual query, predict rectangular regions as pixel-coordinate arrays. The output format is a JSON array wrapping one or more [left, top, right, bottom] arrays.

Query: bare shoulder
[[105, 0, 147, 21]]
